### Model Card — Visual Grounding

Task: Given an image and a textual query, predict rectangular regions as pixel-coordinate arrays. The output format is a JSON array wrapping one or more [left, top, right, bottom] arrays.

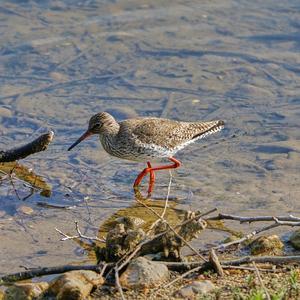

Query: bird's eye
[[92, 123, 102, 129]]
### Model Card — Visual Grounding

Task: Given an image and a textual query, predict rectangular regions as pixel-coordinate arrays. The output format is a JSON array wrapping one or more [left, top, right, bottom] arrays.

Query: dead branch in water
[[0, 131, 54, 162]]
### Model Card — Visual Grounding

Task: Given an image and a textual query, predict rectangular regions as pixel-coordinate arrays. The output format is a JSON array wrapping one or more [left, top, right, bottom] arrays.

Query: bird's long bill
[[68, 130, 92, 151]]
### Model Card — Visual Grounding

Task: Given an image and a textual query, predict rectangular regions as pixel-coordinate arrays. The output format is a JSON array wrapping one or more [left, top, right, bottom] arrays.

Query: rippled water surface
[[1, 0, 300, 274]]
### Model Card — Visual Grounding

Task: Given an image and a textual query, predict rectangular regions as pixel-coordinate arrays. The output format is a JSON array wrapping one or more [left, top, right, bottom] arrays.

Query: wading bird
[[68, 112, 224, 197]]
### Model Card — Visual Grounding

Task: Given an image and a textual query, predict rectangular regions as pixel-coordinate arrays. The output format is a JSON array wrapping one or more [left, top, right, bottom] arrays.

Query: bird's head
[[68, 112, 117, 151], [88, 112, 106, 134]]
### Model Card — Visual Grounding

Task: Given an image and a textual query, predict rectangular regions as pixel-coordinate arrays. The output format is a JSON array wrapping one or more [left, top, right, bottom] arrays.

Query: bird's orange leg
[[133, 162, 154, 196], [150, 157, 181, 172], [133, 157, 181, 197]]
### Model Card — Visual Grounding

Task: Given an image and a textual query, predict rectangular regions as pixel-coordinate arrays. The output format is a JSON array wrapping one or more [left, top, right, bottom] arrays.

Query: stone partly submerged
[[289, 229, 300, 250]]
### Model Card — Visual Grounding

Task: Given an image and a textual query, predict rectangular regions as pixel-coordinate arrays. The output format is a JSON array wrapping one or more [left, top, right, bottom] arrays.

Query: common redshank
[[68, 112, 224, 196]]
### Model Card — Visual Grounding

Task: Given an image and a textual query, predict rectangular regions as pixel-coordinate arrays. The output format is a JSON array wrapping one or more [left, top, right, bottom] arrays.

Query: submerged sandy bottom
[[0, 0, 300, 274]]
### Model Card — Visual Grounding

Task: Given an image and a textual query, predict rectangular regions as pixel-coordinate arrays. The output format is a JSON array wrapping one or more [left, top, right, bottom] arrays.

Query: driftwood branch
[[222, 255, 300, 266], [209, 249, 224, 276], [208, 213, 300, 223], [215, 222, 282, 251], [213, 216, 300, 252], [0, 131, 54, 162], [2, 255, 300, 285]]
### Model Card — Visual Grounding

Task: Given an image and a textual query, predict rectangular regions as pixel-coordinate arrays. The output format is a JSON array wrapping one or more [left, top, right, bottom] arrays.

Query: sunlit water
[[1, 0, 300, 274]]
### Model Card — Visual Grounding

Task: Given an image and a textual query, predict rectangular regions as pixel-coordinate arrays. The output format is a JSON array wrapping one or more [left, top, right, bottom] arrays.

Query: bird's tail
[[192, 120, 224, 140]]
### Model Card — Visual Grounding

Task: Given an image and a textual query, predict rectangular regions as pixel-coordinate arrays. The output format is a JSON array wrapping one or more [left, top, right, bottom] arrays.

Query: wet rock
[[4, 282, 49, 300], [49, 270, 104, 300], [250, 235, 284, 255], [119, 257, 169, 289], [174, 280, 215, 299], [289, 230, 300, 250]]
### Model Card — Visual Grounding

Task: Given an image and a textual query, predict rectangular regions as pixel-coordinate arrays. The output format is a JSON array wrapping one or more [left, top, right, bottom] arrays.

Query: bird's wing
[[120, 118, 222, 149]]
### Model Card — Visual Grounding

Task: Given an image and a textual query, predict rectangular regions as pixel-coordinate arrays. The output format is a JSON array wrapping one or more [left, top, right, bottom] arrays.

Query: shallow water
[[1, 0, 300, 275]]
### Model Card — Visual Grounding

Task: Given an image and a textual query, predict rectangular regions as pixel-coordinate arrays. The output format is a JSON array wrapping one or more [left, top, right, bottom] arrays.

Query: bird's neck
[[99, 122, 119, 153], [101, 119, 120, 138]]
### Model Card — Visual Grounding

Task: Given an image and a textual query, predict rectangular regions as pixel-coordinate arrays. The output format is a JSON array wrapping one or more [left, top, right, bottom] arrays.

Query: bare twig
[[223, 265, 278, 273], [36, 202, 75, 209], [209, 249, 224, 276], [222, 255, 300, 266], [8, 174, 21, 200], [161, 170, 172, 219], [252, 262, 271, 300], [214, 222, 281, 251], [115, 268, 126, 300], [55, 221, 105, 243], [163, 265, 203, 289], [273, 217, 300, 226], [99, 263, 108, 277], [214, 216, 300, 252], [0, 131, 54, 162], [148, 170, 172, 232], [208, 213, 300, 223]]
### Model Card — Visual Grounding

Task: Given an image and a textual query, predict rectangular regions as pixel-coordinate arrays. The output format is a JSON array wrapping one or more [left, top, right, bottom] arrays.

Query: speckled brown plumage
[[120, 117, 223, 152]]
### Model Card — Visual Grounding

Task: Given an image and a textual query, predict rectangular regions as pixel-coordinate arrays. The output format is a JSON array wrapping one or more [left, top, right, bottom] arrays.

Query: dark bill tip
[[68, 130, 92, 151]]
